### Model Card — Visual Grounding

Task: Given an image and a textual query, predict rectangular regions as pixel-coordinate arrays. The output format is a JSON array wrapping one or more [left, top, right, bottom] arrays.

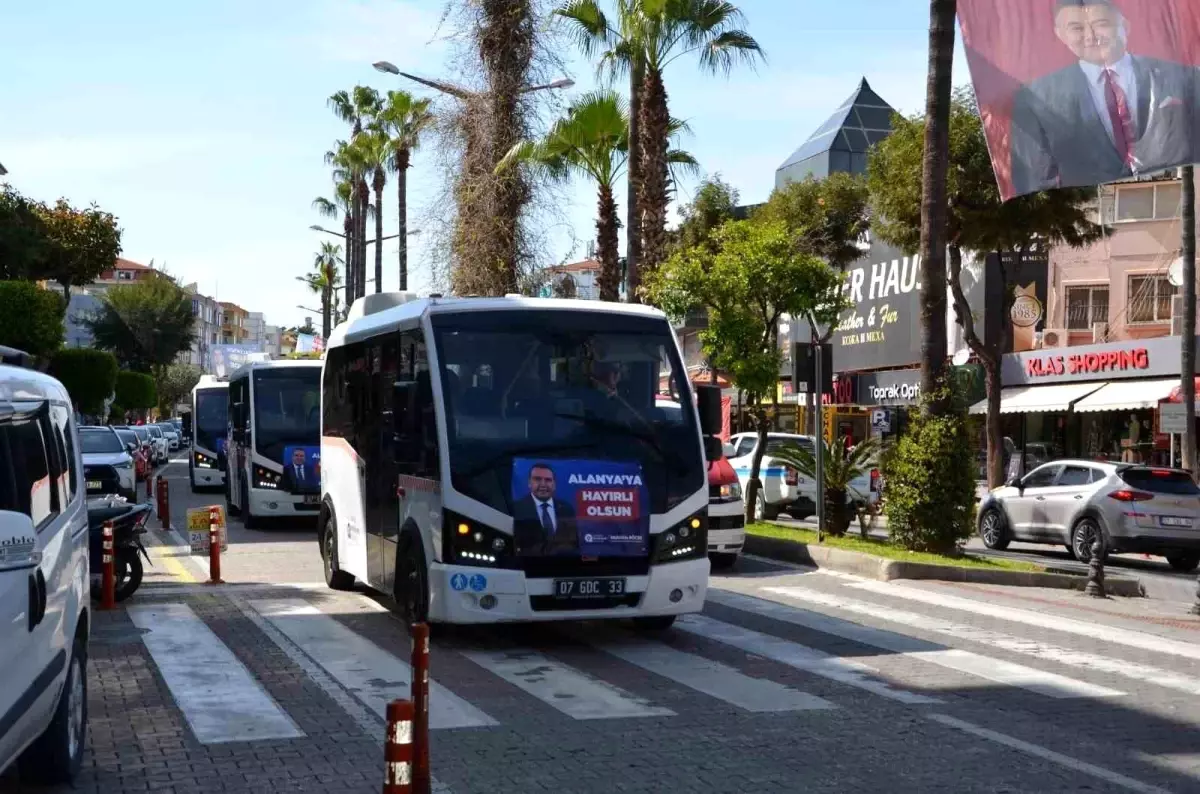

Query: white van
[[0, 347, 90, 784]]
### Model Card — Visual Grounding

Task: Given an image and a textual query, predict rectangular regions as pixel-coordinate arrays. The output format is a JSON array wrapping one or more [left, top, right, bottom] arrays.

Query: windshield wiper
[[551, 410, 690, 474], [453, 441, 601, 481]]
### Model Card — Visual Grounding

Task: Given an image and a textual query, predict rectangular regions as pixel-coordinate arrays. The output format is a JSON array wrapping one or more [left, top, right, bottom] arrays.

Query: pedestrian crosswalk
[[120, 578, 1199, 747]]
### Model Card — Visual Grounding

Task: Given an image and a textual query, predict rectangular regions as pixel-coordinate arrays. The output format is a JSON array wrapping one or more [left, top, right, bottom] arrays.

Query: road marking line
[[834, 575, 1200, 662], [249, 598, 496, 730], [126, 602, 303, 743], [572, 627, 836, 713], [676, 614, 939, 705], [928, 714, 1169, 793], [228, 596, 454, 793], [460, 649, 675, 720], [762, 585, 1125, 698], [156, 550, 198, 584], [711, 588, 1122, 699]]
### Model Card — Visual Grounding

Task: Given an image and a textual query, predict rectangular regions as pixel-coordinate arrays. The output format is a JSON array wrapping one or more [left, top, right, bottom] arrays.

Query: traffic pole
[[383, 699, 414, 794], [145, 469, 152, 499], [410, 623, 431, 794], [99, 520, 116, 610], [206, 505, 224, 585], [157, 477, 171, 530]]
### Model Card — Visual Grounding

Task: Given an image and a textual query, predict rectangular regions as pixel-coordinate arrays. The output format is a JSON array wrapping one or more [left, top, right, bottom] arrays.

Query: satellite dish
[[952, 348, 970, 366], [1168, 257, 1185, 287]]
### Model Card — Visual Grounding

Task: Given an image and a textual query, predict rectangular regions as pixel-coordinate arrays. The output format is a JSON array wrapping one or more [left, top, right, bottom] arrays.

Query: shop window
[[1065, 286, 1108, 330], [1127, 275, 1176, 323]]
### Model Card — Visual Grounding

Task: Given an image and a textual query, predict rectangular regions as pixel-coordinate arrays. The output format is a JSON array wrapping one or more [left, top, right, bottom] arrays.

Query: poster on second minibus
[[511, 458, 649, 558], [282, 445, 320, 493]]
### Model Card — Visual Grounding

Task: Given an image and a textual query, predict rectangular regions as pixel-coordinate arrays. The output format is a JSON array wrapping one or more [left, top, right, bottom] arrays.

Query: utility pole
[[1182, 165, 1196, 474], [815, 340, 826, 543]]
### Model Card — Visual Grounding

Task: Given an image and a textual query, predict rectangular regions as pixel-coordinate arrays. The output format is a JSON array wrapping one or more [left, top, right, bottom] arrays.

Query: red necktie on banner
[[1102, 69, 1136, 166]]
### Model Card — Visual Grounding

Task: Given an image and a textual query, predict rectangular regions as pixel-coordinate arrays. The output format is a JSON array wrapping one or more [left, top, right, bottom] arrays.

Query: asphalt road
[[10, 453, 1200, 793]]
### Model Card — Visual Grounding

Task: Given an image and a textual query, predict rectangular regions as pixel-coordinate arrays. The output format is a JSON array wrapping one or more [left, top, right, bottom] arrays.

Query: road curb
[[744, 535, 1146, 597]]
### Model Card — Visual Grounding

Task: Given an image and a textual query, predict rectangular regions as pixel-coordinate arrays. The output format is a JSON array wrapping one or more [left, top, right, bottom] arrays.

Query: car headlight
[[652, 512, 707, 563], [442, 510, 511, 567], [719, 481, 742, 500], [253, 466, 281, 489]]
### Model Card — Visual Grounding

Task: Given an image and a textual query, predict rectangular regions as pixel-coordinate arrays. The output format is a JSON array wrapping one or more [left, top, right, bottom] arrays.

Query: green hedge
[[115, 370, 157, 412], [49, 349, 118, 416], [0, 281, 65, 359]]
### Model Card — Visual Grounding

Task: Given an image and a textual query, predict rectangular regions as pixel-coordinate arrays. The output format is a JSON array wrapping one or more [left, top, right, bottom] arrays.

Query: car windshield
[[131, 427, 149, 441], [115, 429, 138, 448], [254, 367, 321, 464], [80, 429, 124, 454], [148, 426, 163, 438], [431, 310, 704, 516], [195, 388, 228, 454]]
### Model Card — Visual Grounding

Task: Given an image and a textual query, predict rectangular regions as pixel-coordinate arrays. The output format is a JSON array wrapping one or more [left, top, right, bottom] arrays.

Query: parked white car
[[728, 432, 879, 521], [79, 426, 136, 501], [145, 424, 168, 464], [0, 347, 90, 784], [156, 422, 180, 451]]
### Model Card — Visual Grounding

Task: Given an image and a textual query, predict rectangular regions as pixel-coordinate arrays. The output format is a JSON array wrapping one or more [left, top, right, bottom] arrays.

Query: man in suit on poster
[[512, 462, 578, 556], [282, 447, 316, 493], [1010, 0, 1199, 196]]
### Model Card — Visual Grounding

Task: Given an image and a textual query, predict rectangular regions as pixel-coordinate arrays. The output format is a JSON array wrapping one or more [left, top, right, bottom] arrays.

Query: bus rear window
[[1119, 468, 1200, 495]]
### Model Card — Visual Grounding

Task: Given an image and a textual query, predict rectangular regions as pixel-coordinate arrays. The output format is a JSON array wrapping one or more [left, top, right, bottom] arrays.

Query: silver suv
[[978, 459, 1200, 572]]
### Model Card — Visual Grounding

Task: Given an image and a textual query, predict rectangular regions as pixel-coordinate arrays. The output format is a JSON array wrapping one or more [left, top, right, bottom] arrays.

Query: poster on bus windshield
[[511, 459, 649, 557], [282, 445, 320, 493]]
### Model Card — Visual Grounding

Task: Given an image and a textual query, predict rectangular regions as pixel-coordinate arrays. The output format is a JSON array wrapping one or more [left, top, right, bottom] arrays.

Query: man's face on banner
[[1054, 3, 1128, 66], [292, 449, 306, 468], [529, 466, 556, 501]]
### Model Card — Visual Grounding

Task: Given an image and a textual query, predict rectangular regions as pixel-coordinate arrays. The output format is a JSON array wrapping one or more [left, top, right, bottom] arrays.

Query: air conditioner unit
[[1092, 322, 1108, 343], [1041, 328, 1069, 348]]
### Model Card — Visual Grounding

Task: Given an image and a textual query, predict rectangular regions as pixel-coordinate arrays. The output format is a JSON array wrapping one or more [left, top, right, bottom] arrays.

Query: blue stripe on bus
[[732, 467, 788, 477]]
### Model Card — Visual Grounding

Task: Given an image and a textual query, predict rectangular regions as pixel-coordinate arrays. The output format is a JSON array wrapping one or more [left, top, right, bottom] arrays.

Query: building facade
[[244, 311, 266, 350], [220, 302, 250, 345], [181, 285, 224, 372]]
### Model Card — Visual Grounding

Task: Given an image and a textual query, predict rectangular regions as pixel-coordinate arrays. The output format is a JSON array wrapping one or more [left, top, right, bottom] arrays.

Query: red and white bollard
[[206, 505, 223, 585], [156, 477, 171, 530], [383, 699, 414, 794], [99, 520, 116, 610], [410, 623, 431, 794]]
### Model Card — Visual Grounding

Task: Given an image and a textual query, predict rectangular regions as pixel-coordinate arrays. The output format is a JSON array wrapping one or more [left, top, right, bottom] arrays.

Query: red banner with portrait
[[957, 0, 1200, 200]]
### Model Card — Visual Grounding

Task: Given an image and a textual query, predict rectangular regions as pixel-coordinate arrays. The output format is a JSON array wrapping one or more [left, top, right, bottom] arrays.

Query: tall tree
[[325, 140, 372, 300], [556, 0, 763, 298], [352, 130, 391, 294], [297, 242, 344, 340], [37, 198, 123, 300], [868, 90, 1103, 488], [669, 174, 739, 256], [1181, 166, 1196, 473], [0, 186, 49, 280], [155, 363, 202, 416], [327, 86, 382, 300], [916, 0, 957, 415], [84, 275, 197, 373], [312, 182, 355, 300], [645, 219, 843, 522], [499, 90, 697, 301], [755, 172, 871, 435], [375, 90, 434, 292]]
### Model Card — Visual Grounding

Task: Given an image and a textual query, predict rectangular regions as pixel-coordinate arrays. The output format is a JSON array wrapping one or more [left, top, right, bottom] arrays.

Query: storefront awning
[[1072, 378, 1178, 413], [968, 382, 1107, 415]]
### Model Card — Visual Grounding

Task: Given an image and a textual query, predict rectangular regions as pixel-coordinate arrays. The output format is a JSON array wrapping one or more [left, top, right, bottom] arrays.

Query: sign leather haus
[[828, 237, 923, 372]]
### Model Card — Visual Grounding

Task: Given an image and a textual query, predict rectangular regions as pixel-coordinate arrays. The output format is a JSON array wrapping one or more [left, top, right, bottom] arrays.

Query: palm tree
[[375, 90, 434, 292], [557, 0, 762, 297], [296, 242, 344, 340], [325, 140, 373, 301], [917, 0, 957, 415], [771, 435, 883, 538], [498, 90, 697, 301], [312, 181, 355, 299], [350, 130, 392, 294], [327, 87, 382, 300]]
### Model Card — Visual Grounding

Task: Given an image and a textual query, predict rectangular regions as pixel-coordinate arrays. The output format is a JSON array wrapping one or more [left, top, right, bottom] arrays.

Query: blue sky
[[0, 0, 966, 329]]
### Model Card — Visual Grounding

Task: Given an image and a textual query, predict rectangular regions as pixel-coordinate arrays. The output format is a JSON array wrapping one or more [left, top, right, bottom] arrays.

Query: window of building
[[1065, 286, 1109, 330], [1114, 183, 1182, 222], [116, 269, 134, 280], [1127, 275, 1176, 323]]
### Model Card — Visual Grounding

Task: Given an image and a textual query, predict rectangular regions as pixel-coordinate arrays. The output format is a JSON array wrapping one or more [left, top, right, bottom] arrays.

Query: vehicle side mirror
[[722, 442, 736, 459], [1006, 474, 1022, 489], [0, 510, 39, 572], [694, 384, 722, 437], [704, 435, 724, 462], [126, 442, 138, 453], [182, 414, 192, 434]]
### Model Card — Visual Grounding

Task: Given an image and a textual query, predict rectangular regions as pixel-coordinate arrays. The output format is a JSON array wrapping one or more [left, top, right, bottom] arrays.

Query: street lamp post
[[372, 61, 574, 97], [311, 225, 420, 244]]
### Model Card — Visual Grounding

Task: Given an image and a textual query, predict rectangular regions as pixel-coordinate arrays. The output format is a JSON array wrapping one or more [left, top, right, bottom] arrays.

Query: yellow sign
[[187, 505, 228, 554]]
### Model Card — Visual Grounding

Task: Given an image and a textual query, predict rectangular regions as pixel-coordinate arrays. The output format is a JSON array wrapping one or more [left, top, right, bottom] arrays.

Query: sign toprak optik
[[867, 382, 921, 403]]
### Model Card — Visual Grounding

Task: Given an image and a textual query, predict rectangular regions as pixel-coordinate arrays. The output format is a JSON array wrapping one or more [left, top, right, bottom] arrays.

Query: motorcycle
[[87, 495, 154, 602]]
